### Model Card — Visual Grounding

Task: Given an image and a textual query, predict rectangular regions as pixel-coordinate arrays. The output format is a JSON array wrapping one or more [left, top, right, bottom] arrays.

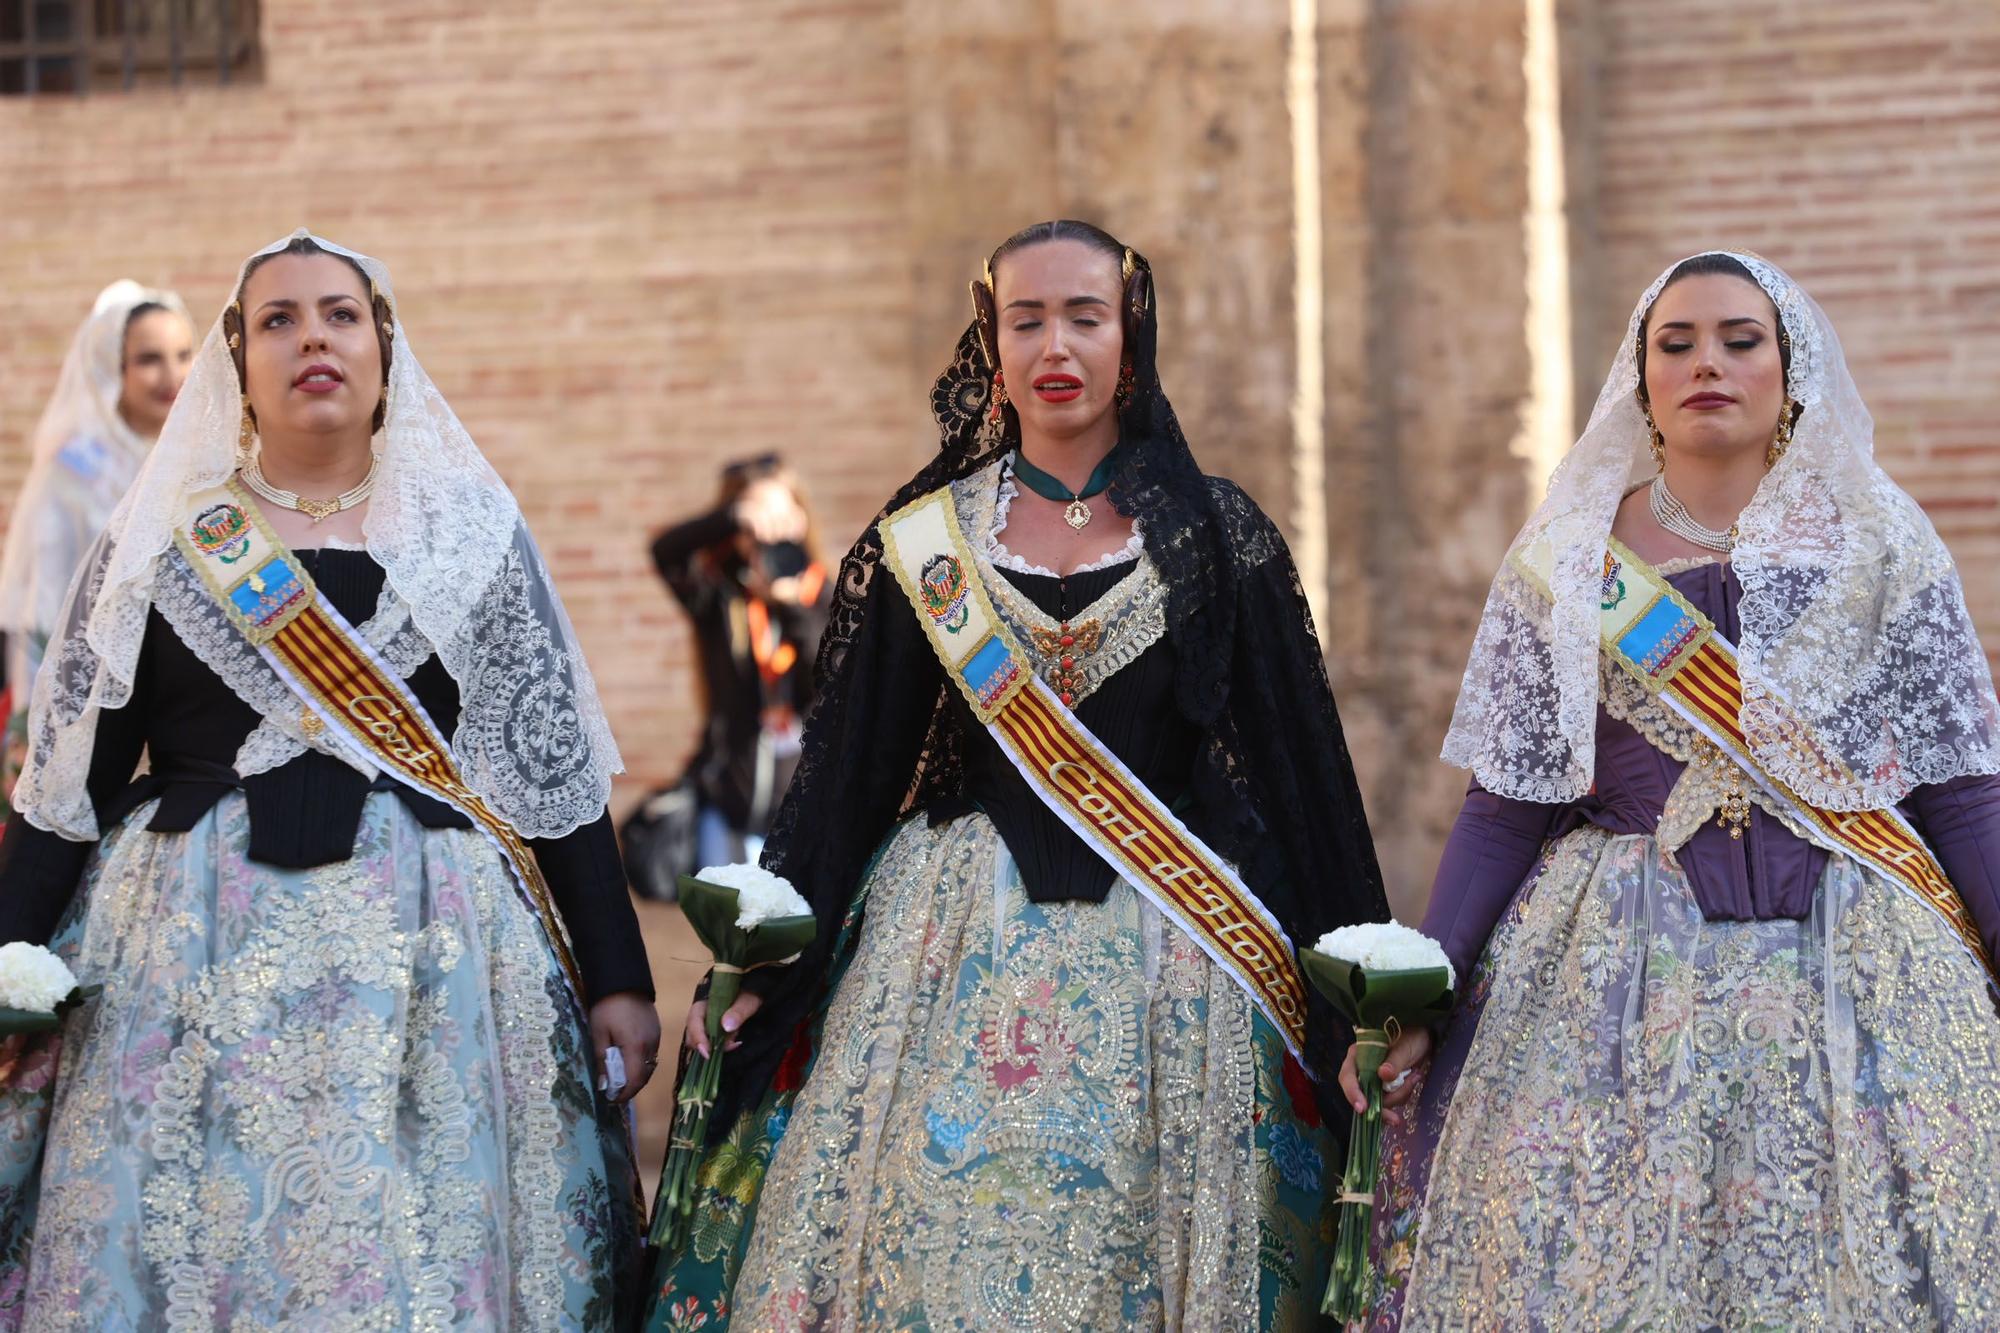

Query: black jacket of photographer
[[650, 508, 830, 833]]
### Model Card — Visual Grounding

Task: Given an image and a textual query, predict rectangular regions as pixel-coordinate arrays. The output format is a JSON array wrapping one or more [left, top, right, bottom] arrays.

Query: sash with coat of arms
[[881, 485, 1314, 1059], [173, 479, 587, 1004]]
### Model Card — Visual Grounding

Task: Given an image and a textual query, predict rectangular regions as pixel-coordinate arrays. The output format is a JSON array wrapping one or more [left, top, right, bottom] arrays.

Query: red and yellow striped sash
[[1668, 633, 1988, 977], [175, 481, 584, 1002], [882, 487, 1310, 1057], [1521, 535, 1994, 986]]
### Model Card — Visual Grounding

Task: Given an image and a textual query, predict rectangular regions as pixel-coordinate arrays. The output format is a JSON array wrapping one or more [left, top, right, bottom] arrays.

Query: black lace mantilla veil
[[720, 243, 1389, 1128]]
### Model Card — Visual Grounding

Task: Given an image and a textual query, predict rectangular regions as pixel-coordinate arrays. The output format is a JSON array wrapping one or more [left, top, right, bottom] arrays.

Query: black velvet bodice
[[0, 548, 650, 1003], [940, 559, 1198, 903]]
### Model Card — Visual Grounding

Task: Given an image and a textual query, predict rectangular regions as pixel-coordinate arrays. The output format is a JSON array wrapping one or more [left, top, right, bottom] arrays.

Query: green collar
[[1010, 442, 1125, 502]]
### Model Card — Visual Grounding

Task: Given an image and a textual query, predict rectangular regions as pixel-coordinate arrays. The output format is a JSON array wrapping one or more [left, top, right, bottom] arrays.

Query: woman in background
[[0, 282, 194, 794]]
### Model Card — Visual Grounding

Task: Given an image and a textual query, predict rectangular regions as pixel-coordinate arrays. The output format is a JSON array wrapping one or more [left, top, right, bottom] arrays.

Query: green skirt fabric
[[643, 813, 1335, 1332]]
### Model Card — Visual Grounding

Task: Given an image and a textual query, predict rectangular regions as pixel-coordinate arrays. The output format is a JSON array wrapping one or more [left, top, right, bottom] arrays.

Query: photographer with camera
[[633, 456, 830, 896]]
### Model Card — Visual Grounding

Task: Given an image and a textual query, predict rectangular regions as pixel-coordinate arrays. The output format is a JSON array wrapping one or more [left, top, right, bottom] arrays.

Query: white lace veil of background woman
[[1443, 250, 2000, 810], [723, 221, 1388, 1128], [0, 280, 192, 641], [13, 230, 621, 841]]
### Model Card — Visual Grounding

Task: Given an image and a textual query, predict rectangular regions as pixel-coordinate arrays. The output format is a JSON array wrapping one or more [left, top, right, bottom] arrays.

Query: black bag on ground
[[618, 777, 700, 903]]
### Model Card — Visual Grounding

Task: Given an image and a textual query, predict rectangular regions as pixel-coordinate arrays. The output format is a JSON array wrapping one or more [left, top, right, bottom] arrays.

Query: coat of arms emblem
[[191, 503, 253, 564], [918, 553, 971, 634]]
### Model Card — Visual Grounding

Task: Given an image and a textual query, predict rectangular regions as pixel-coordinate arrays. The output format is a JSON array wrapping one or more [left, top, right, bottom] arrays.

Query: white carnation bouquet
[[0, 942, 97, 1036], [1303, 921, 1456, 1322], [650, 863, 817, 1254]]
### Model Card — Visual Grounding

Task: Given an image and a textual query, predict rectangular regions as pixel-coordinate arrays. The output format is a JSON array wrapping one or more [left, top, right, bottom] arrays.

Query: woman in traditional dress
[[0, 231, 658, 1329], [0, 283, 194, 791], [646, 219, 1388, 1331], [1353, 250, 2000, 1330]]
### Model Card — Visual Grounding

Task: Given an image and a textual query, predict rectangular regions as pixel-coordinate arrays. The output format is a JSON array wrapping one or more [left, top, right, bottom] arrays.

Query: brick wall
[[5, 0, 1998, 926], [1579, 0, 2000, 635]]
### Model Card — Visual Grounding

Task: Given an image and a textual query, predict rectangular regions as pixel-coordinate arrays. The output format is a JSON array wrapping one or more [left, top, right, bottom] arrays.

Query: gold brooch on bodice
[[1028, 619, 1102, 708]]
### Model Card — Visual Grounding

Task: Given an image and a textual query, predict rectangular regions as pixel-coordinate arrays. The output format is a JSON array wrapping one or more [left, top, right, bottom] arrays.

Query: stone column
[[900, 0, 1302, 504], [1319, 0, 1547, 913]]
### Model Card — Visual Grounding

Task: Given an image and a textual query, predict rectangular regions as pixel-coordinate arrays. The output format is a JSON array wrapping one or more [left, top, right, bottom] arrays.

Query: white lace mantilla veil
[[0, 280, 191, 639], [1442, 249, 2000, 812], [14, 230, 622, 841]]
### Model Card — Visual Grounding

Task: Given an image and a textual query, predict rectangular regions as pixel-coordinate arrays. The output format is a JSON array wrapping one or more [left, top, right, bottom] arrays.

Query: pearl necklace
[[242, 455, 379, 524], [1648, 473, 1737, 553]]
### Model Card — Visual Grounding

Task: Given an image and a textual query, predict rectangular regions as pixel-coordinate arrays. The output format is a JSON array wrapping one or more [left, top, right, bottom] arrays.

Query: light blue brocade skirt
[[0, 791, 637, 1331]]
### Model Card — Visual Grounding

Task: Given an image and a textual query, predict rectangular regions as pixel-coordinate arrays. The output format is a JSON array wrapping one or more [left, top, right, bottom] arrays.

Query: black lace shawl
[[721, 255, 1389, 1126]]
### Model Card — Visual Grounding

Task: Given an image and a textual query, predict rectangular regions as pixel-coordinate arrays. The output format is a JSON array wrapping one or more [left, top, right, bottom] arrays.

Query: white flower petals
[[0, 942, 79, 1013], [694, 863, 813, 929], [1312, 922, 1455, 989]]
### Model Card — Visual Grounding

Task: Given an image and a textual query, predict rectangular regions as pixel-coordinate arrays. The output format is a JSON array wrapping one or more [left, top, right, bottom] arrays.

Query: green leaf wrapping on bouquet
[[677, 875, 818, 1044], [676, 875, 819, 970], [1298, 949, 1453, 1322], [0, 1009, 61, 1037], [652, 877, 819, 1255], [0, 983, 103, 1038], [1299, 951, 1454, 1034]]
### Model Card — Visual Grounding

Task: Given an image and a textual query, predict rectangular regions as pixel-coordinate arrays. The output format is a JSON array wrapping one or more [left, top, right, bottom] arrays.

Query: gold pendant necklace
[[242, 455, 379, 524], [1011, 447, 1122, 533]]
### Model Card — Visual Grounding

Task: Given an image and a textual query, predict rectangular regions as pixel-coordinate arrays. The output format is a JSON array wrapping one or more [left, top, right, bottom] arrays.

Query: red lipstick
[[1032, 373, 1083, 403]]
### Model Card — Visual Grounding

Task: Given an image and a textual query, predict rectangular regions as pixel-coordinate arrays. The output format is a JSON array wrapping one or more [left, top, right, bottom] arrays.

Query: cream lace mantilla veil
[[15, 230, 622, 841], [0, 280, 192, 641], [1443, 250, 2000, 811]]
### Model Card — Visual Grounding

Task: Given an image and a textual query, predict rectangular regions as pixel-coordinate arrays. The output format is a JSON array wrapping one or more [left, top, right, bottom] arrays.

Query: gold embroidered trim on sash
[[174, 480, 585, 1002], [883, 486, 1311, 1057], [1514, 534, 1997, 988]]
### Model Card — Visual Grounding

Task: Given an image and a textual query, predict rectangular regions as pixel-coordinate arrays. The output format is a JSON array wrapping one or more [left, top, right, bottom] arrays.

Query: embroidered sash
[[1517, 535, 1998, 988], [882, 487, 1311, 1059], [175, 480, 585, 1003]]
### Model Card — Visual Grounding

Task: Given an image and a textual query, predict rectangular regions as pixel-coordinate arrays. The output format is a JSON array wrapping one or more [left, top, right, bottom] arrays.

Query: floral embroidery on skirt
[[649, 813, 1333, 1332], [0, 792, 639, 1331], [1372, 827, 2000, 1331]]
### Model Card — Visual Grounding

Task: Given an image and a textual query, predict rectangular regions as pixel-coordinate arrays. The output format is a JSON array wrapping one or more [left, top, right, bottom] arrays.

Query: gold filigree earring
[[1642, 401, 1666, 466], [1767, 397, 1797, 468], [238, 395, 257, 462], [376, 304, 397, 431]]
